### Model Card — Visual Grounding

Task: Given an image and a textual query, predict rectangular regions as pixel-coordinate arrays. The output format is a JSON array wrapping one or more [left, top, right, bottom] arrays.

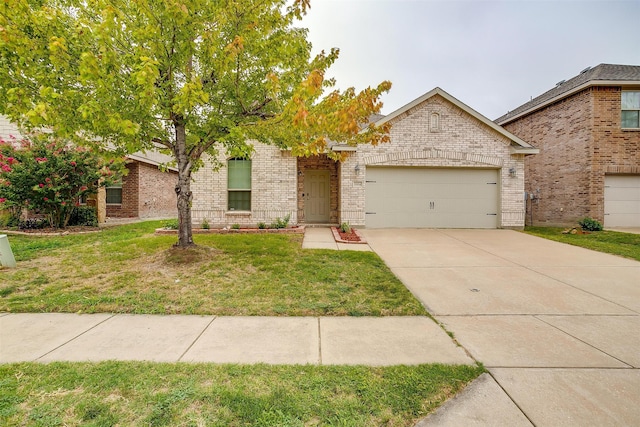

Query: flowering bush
[[0, 134, 125, 228]]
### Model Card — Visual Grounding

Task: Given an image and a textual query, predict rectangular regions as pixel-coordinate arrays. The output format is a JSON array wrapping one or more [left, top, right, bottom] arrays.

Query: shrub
[[163, 219, 179, 230], [257, 222, 267, 229], [231, 223, 240, 230], [201, 218, 210, 229], [578, 217, 603, 231], [0, 135, 125, 228], [18, 218, 48, 230], [68, 206, 98, 227], [340, 222, 351, 233], [270, 214, 291, 229], [0, 210, 19, 228]]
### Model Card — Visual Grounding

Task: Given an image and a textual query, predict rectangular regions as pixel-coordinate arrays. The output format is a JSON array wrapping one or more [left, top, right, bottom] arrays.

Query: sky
[[299, 0, 640, 120]]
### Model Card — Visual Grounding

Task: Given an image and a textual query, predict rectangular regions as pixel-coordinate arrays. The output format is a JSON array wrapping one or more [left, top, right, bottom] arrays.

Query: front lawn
[[0, 362, 483, 427], [0, 221, 426, 316], [524, 227, 640, 261]]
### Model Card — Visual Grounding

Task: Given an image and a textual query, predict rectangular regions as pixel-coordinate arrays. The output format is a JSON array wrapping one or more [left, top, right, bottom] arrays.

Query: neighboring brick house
[[496, 64, 640, 227], [0, 114, 178, 222], [192, 87, 538, 229], [105, 152, 178, 220]]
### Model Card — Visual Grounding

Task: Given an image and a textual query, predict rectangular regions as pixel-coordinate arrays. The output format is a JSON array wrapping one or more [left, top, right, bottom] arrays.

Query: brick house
[[0, 114, 178, 222], [192, 87, 538, 229], [496, 64, 640, 227], [104, 151, 178, 220]]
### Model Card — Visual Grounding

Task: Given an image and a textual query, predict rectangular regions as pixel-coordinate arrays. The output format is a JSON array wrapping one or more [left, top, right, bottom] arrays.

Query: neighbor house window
[[106, 181, 123, 204], [228, 158, 251, 211], [621, 91, 640, 128]]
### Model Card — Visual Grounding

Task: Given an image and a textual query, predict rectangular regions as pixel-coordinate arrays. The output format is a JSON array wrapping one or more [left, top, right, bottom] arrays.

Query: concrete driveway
[[361, 228, 640, 426]]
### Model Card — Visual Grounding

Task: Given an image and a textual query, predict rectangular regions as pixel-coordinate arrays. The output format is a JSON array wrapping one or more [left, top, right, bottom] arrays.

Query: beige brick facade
[[502, 86, 640, 226], [191, 142, 297, 228], [341, 93, 528, 228], [0, 115, 23, 141], [189, 91, 530, 229]]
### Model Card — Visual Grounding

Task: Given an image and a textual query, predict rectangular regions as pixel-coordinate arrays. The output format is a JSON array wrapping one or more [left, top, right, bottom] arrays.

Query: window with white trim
[[227, 158, 251, 211], [621, 91, 640, 128], [106, 180, 122, 204]]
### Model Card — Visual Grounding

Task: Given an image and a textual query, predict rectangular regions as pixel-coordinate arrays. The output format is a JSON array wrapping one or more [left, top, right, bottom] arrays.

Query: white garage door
[[604, 175, 640, 227], [365, 167, 499, 228]]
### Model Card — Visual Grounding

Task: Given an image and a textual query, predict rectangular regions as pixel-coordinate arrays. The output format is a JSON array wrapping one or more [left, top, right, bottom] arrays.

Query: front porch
[[297, 155, 340, 225]]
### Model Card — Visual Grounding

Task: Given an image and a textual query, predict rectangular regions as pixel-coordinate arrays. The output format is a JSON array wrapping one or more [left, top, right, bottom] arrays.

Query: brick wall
[[106, 160, 177, 219], [0, 115, 23, 141], [503, 86, 640, 226], [341, 94, 527, 228], [106, 161, 139, 218], [137, 161, 178, 218], [191, 142, 297, 228]]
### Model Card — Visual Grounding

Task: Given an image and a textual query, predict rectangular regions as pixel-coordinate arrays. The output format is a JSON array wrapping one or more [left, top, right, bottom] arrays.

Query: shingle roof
[[496, 63, 640, 124]]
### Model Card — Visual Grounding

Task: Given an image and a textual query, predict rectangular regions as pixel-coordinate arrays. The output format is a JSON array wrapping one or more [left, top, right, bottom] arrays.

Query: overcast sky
[[300, 0, 640, 120]]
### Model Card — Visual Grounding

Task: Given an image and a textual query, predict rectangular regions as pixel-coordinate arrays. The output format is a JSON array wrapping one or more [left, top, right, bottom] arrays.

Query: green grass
[[523, 227, 640, 261], [0, 362, 483, 426], [0, 221, 426, 316]]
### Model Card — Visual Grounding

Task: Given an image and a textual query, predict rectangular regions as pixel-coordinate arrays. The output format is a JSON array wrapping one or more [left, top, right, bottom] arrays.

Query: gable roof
[[371, 87, 537, 153], [496, 63, 640, 125]]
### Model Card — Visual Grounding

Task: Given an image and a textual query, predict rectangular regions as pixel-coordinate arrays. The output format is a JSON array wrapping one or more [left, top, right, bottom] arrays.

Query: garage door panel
[[604, 176, 640, 227], [365, 167, 499, 229]]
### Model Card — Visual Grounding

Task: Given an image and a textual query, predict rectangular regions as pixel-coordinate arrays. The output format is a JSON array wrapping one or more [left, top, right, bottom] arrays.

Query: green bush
[[18, 218, 48, 230], [257, 222, 267, 229], [340, 222, 351, 233], [162, 219, 179, 230], [270, 214, 290, 229], [201, 218, 210, 229], [231, 223, 240, 230], [68, 206, 98, 227], [578, 217, 603, 231]]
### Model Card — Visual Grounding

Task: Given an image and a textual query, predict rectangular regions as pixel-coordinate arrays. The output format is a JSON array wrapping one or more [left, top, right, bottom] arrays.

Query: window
[[106, 181, 122, 204], [621, 91, 640, 128], [228, 158, 251, 211], [430, 112, 440, 132]]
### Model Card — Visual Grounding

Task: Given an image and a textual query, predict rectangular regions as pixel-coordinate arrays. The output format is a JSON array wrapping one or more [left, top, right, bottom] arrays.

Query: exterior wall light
[[508, 167, 517, 178]]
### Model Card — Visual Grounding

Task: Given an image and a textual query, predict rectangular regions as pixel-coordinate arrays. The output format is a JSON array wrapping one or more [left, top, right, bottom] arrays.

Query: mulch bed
[[0, 226, 101, 236], [155, 226, 305, 235], [331, 227, 367, 244]]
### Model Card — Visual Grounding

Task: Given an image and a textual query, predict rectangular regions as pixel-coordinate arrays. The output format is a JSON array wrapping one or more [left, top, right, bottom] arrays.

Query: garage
[[604, 175, 640, 227], [365, 167, 499, 228]]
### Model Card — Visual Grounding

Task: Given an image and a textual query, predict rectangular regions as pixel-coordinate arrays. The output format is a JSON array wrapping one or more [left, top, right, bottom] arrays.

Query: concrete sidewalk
[[301, 227, 372, 251], [0, 313, 472, 365]]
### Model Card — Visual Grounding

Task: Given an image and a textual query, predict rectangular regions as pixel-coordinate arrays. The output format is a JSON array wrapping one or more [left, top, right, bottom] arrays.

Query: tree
[[0, 135, 124, 228], [0, 0, 391, 247]]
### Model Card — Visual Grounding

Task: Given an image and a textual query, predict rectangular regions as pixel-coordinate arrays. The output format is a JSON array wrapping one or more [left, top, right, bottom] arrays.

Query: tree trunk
[[174, 120, 195, 248]]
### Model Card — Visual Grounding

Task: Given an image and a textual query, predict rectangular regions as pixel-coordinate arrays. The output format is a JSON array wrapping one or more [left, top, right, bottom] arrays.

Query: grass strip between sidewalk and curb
[[523, 227, 640, 262], [0, 362, 484, 427]]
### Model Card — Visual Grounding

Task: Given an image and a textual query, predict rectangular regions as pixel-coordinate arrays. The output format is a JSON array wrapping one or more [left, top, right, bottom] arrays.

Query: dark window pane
[[106, 187, 123, 204], [228, 191, 251, 211], [621, 110, 639, 128]]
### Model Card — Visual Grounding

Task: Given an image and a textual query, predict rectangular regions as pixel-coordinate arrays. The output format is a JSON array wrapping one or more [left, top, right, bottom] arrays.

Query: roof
[[359, 87, 538, 154], [496, 63, 640, 125]]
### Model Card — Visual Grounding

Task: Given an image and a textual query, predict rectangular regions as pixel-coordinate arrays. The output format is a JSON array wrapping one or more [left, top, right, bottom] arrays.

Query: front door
[[304, 170, 331, 223]]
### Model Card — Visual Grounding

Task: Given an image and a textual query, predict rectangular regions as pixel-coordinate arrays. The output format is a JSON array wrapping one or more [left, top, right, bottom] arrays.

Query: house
[[496, 64, 640, 227], [0, 115, 178, 222], [192, 87, 538, 229]]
